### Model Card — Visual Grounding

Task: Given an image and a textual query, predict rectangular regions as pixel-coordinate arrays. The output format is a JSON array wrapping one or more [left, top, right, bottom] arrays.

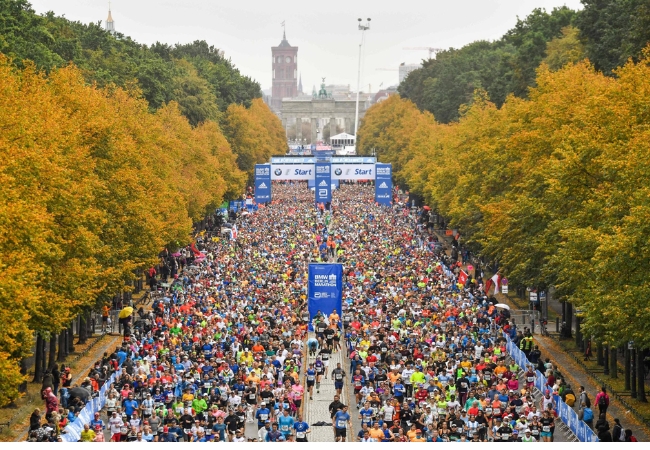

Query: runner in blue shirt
[[255, 403, 271, 429], [306, 363, 317, 400], [334, 405, 351, 442], [277, 409, 295, 438], [293, 415, 311, 442], [359, 402, 375, 427]]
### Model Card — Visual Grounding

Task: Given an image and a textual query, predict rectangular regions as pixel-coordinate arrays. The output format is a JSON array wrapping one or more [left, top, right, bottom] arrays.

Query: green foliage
[[0, 0, 262, 120], [398, 7, 576, 123], [576, 0, 650, 75]]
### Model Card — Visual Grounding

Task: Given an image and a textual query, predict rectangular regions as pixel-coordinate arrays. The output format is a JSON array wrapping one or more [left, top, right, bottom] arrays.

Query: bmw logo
[[274, 168, 282, 176], [334, 168, 342, 176]]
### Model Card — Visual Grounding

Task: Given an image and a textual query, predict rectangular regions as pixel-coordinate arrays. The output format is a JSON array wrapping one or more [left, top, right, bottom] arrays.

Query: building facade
[[271, 32, 298, 111], [398, 62, 421, 84]]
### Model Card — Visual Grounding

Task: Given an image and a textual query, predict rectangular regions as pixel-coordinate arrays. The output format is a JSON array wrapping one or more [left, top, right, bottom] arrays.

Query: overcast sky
[[29, 0, 584, 93]]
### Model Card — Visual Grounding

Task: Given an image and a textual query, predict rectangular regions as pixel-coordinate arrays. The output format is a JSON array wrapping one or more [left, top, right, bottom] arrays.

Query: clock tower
[[271, 30, 298, 111]]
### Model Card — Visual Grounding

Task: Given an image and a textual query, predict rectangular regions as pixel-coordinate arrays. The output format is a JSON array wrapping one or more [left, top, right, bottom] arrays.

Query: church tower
[[105, 4, 115, 34], [271, 29, 298, 111]]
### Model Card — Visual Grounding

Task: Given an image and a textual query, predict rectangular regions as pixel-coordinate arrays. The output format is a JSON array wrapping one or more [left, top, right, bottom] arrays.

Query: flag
[[190, 242, 201, 257], [232, 224, 238, 240], [485, 273, 501, 295], [458, 270, 468, 286]]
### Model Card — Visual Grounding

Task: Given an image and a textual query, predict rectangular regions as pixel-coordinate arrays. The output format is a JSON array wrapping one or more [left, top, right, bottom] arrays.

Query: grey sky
[[29, 0, 584, 93]]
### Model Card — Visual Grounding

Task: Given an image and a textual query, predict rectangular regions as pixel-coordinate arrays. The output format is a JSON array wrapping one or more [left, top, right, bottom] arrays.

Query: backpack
[[565, 393, 576, 407], [583, 408, 594, 421], [598, 394, 608, 407]]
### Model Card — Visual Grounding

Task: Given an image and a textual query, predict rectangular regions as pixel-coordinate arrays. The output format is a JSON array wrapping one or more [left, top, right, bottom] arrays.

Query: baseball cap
[[163, 426, 169, 433]]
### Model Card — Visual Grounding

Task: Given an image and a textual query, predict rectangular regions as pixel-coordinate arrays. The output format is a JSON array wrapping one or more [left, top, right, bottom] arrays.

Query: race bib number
[[297, 432, 305, 438], [259, 414, 268, 421], [527, 377, 534, 383], [281, 425, 289, 431], [502, 433, 510, 440], [337, 420, 346, 428], [308, 375, 315, 381], [543, 426, 550, 432]]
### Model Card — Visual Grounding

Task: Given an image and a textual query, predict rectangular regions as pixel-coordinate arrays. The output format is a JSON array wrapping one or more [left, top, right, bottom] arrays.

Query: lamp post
[[354, 18, 371, 144]]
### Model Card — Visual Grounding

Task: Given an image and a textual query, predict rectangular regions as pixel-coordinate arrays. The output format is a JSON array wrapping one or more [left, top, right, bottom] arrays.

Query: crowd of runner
[[27, 182, 638, 442]]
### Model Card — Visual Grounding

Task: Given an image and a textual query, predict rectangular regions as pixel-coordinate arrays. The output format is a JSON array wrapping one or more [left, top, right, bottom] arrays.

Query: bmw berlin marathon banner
[[315, 162, 332, 204], [254, 164, 271, 203], [375, 163, 393, 205], [308, 263, 343, 330]]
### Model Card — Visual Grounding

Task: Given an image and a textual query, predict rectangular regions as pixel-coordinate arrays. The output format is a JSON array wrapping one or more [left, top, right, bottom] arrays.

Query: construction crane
[[403, 47, 444, 59]]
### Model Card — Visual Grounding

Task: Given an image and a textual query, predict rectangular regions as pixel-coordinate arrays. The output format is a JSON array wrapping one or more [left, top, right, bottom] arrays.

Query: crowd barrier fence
[[60, 369, 122, 442], [505, 336, 599, 442]]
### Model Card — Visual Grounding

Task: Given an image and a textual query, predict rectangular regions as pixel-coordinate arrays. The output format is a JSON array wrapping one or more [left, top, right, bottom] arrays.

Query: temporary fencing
[[60, 369, 122, 442], [505, 336, 599, 442]]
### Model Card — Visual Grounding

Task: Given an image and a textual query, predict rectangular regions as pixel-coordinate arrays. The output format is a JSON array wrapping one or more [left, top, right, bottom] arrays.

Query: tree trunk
[[631, 348, 637, 399], [86, 310, 93, 337], [597, 342, 604, 366], [637, 348, 647, 402], [609, 346, 617, 378], [564, 303, 573, 338], [625, 346, 631, 390], [67, 323, 75, 353], [19, 358, 29, 393], [58, 331, 66, 362], [48, 334, 57, 370], [32, 334, 44, 383], [40, 336, 47, 373], [603, 345, 609, 375], [77, 313, 87, 345]]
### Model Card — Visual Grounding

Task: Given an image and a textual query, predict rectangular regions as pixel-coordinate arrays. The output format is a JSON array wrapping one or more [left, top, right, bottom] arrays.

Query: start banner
[[331, 164, 375, 180], [271, 164, 315, 180]]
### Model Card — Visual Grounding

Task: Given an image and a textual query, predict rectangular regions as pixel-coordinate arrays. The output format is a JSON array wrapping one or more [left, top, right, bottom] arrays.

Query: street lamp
[[354, 18, 371, 145]]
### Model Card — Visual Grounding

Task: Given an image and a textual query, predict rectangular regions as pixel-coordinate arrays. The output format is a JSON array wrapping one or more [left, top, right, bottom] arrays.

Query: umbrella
[[118, 306, 134, 318], [495, 303, 510, 310], [423, 206, 431, 211], [172, 252, 181, 257]]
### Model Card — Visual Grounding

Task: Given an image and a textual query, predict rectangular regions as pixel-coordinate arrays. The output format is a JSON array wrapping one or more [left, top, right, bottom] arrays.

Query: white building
[[399, 62, 421, 84]]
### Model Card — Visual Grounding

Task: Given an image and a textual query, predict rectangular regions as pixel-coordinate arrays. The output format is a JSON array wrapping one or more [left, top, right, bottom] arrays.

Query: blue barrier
[[504, 335, 598, 442], [61, 369, 122, 442]]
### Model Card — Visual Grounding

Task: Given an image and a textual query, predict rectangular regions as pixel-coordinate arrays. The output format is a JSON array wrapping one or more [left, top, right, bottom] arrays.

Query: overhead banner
[[331, 164, 375, 180], [254, 164, 271, 203], [375, 163, 393, 205], [271, 164, 314, 180], [315, 162, 331, 203], [308, 263, 343, 330]]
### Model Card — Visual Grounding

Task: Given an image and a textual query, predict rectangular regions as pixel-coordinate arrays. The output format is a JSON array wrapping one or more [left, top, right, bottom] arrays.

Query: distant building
[[398, 62, 421, 84], [105, 6, 115, 34], [271, 31, 298, 112]]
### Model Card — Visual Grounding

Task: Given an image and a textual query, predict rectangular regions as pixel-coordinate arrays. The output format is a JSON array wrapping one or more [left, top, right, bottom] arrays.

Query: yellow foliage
[[0, 55, 244, 404], [357, 46, 650, 347]]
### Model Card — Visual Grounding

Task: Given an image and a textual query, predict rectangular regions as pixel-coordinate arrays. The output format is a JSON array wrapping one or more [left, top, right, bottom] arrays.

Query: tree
[[543, 26, 586, 70], [576, 0, 650, 75]]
